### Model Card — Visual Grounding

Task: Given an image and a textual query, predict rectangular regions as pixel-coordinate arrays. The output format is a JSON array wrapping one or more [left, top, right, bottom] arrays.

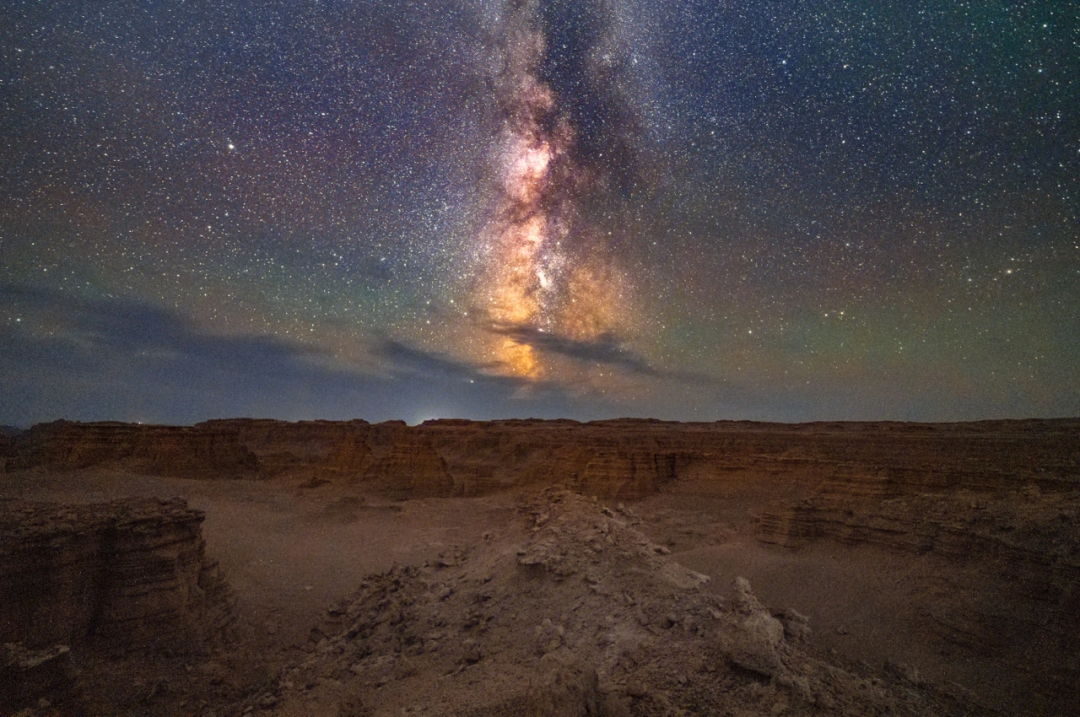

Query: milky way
[[0, 0, 1077, 425], [475, 0, 636, 381]]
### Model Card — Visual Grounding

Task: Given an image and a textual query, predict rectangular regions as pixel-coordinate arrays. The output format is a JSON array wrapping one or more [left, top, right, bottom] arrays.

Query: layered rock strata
[[756, 471, 1080, 714], [0, 497, 235, 711], [10, 418, 1077, 501], [3, 418, 1077, 714], [5, 420, 257, 476]]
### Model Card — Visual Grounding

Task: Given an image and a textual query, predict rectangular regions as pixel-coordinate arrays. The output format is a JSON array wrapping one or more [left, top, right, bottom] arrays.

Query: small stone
[[462, 641, 483, 664], [815, 691, 836, 709], [542, 637, 562, 654], [884, 660, 923, 686], [779, 608, 811, 641]]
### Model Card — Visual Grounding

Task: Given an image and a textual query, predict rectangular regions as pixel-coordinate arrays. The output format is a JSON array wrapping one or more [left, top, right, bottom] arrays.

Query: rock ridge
[[7, 418, 1078, 501], [264, 490, 963, 716]]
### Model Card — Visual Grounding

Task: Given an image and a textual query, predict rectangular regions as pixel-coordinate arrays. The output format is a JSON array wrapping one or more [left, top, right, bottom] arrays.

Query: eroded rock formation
[[265, 490, 954, 716], [0, 497, 235, 713], [12, 418, 1077, 502], [755, 471, 1080, 713], [3, 417, 1077, 715]]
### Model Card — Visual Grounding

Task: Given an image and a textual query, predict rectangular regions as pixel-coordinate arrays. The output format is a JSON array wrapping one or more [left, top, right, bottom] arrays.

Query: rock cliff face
[[0, 497, 234, 656], [0, 426, 20, 473], [0, 497, 235, 713], [10, 418, 1077, 499], [3, 418, 1078, 715], [754, 458, 1080, 714]]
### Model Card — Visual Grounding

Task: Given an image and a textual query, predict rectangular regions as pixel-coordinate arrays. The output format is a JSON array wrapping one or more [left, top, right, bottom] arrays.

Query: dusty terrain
[[1, 418, 1077, 716]]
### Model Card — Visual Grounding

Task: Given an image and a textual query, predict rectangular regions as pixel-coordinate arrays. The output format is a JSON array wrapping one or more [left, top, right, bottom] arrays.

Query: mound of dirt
[[259, 490, 960, 716]]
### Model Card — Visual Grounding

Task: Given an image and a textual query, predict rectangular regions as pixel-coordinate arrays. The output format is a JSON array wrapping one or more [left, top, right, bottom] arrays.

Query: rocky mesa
[[7, 417, 1078, 498]]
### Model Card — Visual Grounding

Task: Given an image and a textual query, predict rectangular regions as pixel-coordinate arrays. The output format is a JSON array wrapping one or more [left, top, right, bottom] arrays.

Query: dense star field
[[1, 0, 1077, 425]]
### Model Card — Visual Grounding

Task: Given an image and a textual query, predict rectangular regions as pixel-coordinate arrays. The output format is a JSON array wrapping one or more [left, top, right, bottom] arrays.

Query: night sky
[[2, 0, 1077, 426]]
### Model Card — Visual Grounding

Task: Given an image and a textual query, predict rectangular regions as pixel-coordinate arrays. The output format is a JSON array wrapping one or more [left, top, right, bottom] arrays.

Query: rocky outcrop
[[756, 471, 1080, 714], [0, 426, 20, 473], [0, 497, 235, 712], [357, 438, 455, 499], [264, 490, 963, 717], [576, 449, 687, 499], [1, 643, 75, 713], [0, 497, 235, 655], [4, 419, 1077, 715], [203, 418, 374, 478]]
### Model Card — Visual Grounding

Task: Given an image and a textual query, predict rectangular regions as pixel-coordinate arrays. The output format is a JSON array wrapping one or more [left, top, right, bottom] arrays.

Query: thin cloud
[[488, 324, 661, 376], [0, 286, 623, 425]]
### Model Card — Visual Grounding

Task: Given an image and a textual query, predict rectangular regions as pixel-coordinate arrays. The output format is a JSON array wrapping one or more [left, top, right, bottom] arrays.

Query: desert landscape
[[6, 1, 1077, 714], [1, 417, 1077, 716]]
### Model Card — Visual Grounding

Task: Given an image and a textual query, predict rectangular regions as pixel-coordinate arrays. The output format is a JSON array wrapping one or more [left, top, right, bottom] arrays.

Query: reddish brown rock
[[0, 496, 235, 713], [357, 437, 455, 498], [202, 418, 372, 478], [269, 490, 955, 717], [755, 462, 1080, 714], [2, 418, 1078, 716], [576, 449, 686, 499], [9, 418, 1077, 502], [0, 497, 234, 655]]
